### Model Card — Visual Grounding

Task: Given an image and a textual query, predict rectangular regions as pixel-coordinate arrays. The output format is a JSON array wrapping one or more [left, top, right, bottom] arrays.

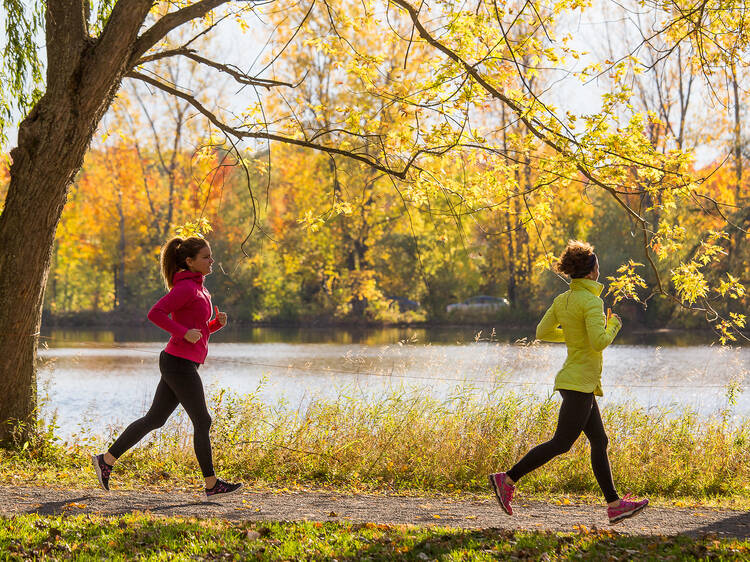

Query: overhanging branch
[[134, 48, 301, 89], [127, 70, 418, 179], [388, 0, 649, 226], [129, 0, 254, 66]]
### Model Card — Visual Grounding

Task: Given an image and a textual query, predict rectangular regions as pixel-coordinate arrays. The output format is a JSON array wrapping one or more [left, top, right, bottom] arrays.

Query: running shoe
[[608, 493, 649, 524], [488, 472, 514, 515], [92, 453, 112, 491], [205, 479, 243, 498]]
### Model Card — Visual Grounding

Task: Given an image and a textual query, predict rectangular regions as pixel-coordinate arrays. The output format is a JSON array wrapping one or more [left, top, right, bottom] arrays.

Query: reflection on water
[[37, 327, 748, 439], [41, 325, 725, 347]]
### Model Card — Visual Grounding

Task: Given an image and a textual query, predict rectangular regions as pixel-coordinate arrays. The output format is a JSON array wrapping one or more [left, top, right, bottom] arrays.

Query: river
[[36, 326, 749, 438]]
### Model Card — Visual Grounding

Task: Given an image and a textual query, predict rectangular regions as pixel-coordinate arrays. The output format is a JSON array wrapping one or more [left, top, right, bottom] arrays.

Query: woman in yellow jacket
[[489, 240, 649, 524]]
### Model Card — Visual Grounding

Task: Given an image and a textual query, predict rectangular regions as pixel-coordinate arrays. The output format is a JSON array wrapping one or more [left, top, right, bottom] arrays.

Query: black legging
[[507, 389, 618, 502], [108, 351, 214, 477]]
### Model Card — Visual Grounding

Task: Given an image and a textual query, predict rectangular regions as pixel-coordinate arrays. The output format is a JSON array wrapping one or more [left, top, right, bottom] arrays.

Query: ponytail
[[160, 236, 208, 289]]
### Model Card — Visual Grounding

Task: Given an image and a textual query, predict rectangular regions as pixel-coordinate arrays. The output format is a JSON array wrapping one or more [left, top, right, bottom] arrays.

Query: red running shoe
[[488, 472, 514, 515]]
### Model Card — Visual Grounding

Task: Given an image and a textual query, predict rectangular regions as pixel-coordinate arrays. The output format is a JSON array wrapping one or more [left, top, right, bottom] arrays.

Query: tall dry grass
[[67, 382, 750, 499]]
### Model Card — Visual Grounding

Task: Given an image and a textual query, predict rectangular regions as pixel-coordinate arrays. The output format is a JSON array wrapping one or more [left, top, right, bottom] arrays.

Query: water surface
[[37, 327, 749, 439]]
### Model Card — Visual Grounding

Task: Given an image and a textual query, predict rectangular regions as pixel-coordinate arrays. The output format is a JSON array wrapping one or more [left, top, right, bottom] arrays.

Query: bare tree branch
[[127, 70, 420, 179], [130, 0, 234, 65], [135, 47, 193, 65], [134, 48, 301, 90], [181, 51, 301, 89]]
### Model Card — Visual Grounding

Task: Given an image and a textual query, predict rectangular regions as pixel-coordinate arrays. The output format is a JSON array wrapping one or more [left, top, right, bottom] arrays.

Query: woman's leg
[[107, 377, 179, 460], [506, 390, 594, 482], [583, 399, 649, 521], [582, 398, 619, 503], [157, 352, 214, 479]]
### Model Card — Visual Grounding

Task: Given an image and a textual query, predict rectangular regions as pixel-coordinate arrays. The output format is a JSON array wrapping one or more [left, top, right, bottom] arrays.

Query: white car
[[446, 295, 510, 313]]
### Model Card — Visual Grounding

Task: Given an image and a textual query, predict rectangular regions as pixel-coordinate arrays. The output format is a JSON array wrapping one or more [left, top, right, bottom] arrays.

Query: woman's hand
[[184, 328, 202, 344], [606, 308, 621, 325], [214, 306, 227, 327]]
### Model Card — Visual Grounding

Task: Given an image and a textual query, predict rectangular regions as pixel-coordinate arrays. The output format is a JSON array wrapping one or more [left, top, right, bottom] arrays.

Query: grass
[[1, 513, 748, 561], [3, 382, 750, 505]]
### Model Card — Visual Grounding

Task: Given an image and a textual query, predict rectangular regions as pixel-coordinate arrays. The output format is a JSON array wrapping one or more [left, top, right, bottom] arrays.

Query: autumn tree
[[0, 0, 439, 444]]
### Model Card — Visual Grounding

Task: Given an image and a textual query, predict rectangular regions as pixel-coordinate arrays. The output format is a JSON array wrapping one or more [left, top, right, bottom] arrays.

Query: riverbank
[[41, 308, 736, 339], [41, 308, 538, 331], [38, 320, 728, 348], [7, 387, 750, 502]]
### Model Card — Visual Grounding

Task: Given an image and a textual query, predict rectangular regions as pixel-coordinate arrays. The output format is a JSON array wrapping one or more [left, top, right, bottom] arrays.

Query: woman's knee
[[589, 433, 609, 451], [142, 413, 170, 431], [192, 412, 212, 432], [548, 437, 577, 455]]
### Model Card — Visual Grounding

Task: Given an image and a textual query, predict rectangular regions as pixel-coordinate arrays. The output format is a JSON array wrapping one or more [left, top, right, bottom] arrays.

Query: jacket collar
[[173, 270, 204, 285], [570, 277, 603, 296]]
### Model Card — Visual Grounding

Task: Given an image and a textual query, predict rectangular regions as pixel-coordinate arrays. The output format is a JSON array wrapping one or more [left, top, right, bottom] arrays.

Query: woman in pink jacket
[[92, 236, 242, 498]]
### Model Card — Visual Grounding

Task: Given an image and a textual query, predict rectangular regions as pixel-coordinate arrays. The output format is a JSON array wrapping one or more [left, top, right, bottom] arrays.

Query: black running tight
[[507, 389, 618, 503], [108, 351, 214, 477]]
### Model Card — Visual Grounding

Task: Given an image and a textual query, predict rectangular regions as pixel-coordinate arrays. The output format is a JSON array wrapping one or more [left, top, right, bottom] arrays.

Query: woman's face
[[186, 244, 213, 276], [587, 256, 600, 281]]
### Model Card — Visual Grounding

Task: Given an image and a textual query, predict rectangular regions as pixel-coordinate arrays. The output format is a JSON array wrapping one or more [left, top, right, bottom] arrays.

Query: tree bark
[[0, 94, 99, 443], [0, 0, 153, 444]]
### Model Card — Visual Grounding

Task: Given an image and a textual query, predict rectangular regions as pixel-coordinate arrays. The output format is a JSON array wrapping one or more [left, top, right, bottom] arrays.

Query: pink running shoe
[[488, 472, 514, 515], [608, 493, 649, 524]]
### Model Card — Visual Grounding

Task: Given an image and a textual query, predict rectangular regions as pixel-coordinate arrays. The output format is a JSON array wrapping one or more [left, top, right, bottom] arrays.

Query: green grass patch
[[1, 513, 748, 561], [3, 384, 750, 503]]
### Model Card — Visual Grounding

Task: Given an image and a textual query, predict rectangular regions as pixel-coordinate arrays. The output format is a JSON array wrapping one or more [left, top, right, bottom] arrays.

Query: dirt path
[[2, 486, 748, 538]]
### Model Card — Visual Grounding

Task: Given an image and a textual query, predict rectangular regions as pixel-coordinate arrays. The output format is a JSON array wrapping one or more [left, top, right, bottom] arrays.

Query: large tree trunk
[[0, 0, 153, 444], [0, 95, 101, 443]]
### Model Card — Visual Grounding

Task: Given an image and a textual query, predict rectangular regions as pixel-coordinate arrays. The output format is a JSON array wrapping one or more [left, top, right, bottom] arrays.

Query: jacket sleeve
[[208, 317, 223, 333], [147, 285, 192, 338], [583, 297, 621, 351], [536, 303, 565, 342]]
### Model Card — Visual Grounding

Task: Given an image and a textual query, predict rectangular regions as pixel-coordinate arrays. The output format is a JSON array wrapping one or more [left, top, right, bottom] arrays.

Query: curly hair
[[554, 240, 597, 279]]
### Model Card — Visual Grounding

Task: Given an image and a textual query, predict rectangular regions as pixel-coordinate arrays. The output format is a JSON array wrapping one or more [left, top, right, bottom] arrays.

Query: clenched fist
[[184, 328, 202, 344]]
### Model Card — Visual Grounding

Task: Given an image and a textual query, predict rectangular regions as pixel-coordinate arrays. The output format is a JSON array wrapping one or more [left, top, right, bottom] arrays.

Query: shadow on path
[[27, 495, 95, 516], [692, 511, 750, 538], [5, 486, 750, 540], [147, 501, 223, 513]]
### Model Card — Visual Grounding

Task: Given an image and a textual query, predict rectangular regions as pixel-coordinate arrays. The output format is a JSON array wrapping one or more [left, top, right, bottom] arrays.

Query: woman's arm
[[583, 298, 621, 351], [208, 306, 226, 333], [147, 285, 192, 338], [536, 303, 565, 342]]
